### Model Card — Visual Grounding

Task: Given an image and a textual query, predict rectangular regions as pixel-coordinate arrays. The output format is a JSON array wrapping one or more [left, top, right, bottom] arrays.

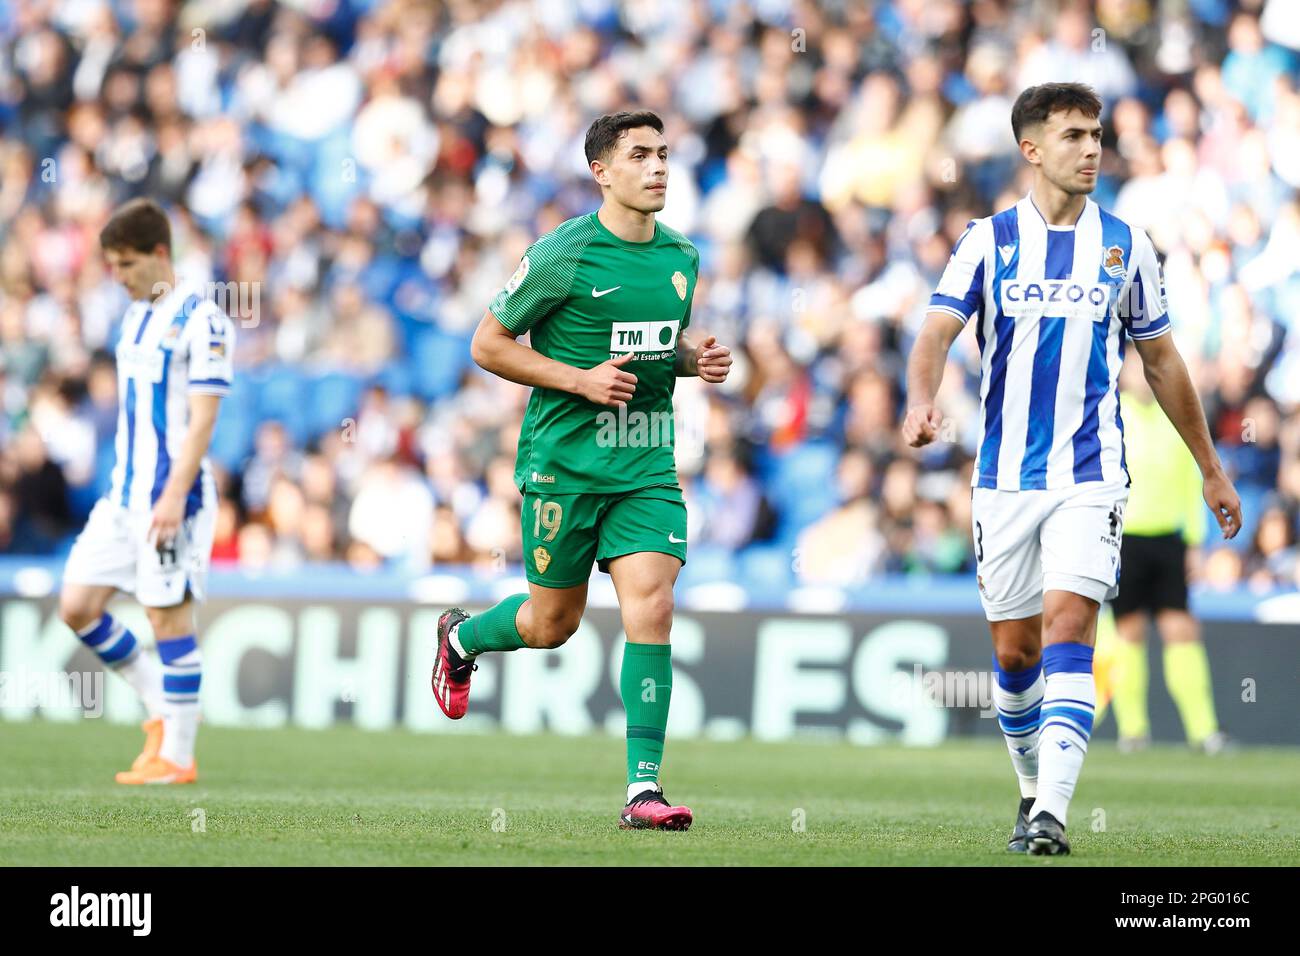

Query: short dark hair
[[99, 198, 171, 254], [1011, 83, 1103, 142], [584, 110, 665, 165]]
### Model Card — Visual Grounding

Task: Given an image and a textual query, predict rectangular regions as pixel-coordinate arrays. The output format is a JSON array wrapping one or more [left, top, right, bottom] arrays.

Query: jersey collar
[[1024, 191, 1092, 231]]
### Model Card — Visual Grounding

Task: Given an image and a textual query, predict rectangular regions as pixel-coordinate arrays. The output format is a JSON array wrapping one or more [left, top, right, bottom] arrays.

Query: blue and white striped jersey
[[108, 280, 235, 513], [929, 193, 1170, 491]]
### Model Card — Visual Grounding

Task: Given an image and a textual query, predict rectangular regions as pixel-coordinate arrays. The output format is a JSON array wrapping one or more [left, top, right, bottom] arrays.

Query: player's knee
[[994, 647, 1039, 673], [146, 607, 188, 639], [637, 590, 675, 634], [531, 613, 581, 649], [1043, 610, 1091, 645], [58, 597, 100, 635]]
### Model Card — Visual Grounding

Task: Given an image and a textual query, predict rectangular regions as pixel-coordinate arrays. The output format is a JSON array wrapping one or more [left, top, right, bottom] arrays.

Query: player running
[[903, 83, 1241, 855], [59, 198, 234, 784], [431, 110, 731, 831]]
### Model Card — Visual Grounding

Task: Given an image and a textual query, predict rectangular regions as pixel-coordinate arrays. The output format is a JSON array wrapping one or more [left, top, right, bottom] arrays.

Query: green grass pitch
[[2, 719, 1297, 866]]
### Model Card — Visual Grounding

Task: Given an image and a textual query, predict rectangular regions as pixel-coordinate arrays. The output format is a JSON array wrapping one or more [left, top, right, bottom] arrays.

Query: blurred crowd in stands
[[1, 0, 1298, 594]]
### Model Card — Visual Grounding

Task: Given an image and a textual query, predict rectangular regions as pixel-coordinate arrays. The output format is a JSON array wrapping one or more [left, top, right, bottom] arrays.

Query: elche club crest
[[671, 271, 687, 300]]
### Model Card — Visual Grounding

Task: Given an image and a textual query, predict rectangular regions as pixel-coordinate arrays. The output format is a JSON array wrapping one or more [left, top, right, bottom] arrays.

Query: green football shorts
[[520, 485, 688, 588]]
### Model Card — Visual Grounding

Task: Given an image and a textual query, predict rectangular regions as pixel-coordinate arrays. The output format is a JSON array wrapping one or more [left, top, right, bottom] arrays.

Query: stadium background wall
[[1, 597, 1295, 746]]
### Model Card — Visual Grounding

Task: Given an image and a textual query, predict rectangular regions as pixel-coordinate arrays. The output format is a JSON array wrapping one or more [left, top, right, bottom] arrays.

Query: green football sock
[[457, 594, 528, 656], [621, 642, 672, 787], [1163, 641, 1219, 744], [1112, 638, 1150, 740]]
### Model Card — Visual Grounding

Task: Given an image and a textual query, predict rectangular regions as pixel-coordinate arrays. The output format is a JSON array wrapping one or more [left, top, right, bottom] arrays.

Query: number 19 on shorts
[[532, 500, 563, 542]]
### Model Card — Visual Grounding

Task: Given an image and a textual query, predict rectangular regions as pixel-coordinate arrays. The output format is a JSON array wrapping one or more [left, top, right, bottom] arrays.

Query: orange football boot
[[130, 718, 165, 772], [115, 755, 197, 785]]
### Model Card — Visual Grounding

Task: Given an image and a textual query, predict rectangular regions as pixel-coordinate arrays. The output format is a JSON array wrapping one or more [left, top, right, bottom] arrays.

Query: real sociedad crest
[[1102, 244, 1126, 279]]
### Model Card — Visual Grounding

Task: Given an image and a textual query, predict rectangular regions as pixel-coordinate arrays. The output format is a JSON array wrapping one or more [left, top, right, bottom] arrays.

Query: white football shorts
[[63, 486, 217, 607], [971, 479, 1127, 621]]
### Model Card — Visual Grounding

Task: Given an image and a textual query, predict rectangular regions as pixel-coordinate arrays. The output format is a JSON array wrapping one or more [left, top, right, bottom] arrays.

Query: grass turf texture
[[2, 719, 1297, 866]]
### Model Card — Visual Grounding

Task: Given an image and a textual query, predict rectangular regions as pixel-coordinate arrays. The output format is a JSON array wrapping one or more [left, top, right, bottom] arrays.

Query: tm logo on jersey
[[609, 319, 679, 358], [1000, 280, 1110, 319]]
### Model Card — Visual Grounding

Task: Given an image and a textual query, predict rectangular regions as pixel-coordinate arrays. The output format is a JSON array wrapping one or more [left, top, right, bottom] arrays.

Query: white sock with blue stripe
[[77, 614, 162, 717], [992, 655, 1044, 799], [157, 635, 202, 766], [1031, 643, 1095, 827]]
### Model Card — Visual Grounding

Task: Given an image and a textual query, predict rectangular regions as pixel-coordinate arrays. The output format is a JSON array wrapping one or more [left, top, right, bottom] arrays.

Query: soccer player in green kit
[[431, 111, 732, 830]]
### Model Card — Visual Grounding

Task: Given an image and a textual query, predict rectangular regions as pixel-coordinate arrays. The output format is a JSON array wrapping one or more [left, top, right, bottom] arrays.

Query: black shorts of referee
[[1111, 532, 1189, 617]]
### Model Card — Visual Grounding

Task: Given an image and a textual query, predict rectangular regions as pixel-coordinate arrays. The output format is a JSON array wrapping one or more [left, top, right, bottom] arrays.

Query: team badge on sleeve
[[671, 271, 687, 300], [506, 255, 530, 295]]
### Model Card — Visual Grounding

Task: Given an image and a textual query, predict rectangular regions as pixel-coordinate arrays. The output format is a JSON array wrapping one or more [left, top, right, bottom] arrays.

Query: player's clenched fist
[[902, 404, 944, 448], [695, 335, 732, 384], [578, 351, 638, 407]]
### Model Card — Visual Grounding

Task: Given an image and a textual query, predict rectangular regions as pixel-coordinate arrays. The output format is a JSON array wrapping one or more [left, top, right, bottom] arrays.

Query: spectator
[[694, 449, 765, 550], [0, 1, 1296, 595]]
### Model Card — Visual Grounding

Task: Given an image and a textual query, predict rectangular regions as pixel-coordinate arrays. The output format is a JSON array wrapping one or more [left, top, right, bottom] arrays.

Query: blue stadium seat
[[738, 544, 794, 592], [209, 402, 255, 469], [205, 371, 258, 469], [372, 359, 415, 397], [387, 262, 438, 325], [1223, 483, 1268, 555], [767, 443, 839, 541], [412, 328, 473, 401], [676, 544, 735, 588], [310, 128, 365, 230], [361, 253, 404, 310], [249, 365, 309, 444], [307, 371, 363, 441]]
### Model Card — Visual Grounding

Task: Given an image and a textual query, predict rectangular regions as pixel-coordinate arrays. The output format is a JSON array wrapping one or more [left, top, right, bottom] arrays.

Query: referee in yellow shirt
[[1110, 357, 1230, 753]]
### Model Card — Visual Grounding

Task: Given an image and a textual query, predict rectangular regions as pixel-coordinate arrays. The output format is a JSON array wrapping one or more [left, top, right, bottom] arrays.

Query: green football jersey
[[488, 212, 699, 494]]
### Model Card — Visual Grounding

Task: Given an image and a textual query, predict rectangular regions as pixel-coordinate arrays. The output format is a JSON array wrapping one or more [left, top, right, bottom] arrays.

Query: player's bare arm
[[471, 310, 638, 408], [1132, 332, 1242, 538], [902, 311, 963, 447], [149, 393, 222, 547], [674, 331, 731, 382]]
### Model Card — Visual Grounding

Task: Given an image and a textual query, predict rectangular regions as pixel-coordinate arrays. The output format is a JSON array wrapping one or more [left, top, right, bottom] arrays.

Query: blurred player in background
[[430, 111, 731, 830], [1109, 354, 1231, 754], [58, 199, 234, 784], [904, 83, 1242, 855]]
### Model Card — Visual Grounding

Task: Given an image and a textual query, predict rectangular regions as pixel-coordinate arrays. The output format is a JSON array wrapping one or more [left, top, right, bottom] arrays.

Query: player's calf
[[67, 606, 165, 724], [153, 632, 203, 769], [1029, 641, 1095, 836]]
